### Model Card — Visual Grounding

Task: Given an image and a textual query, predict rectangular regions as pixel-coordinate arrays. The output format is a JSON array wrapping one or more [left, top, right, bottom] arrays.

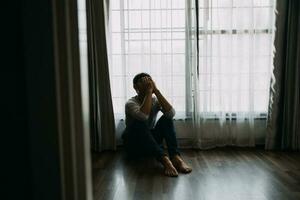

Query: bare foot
[[171, 155, 192, 174], [161, 156, 178, 177]]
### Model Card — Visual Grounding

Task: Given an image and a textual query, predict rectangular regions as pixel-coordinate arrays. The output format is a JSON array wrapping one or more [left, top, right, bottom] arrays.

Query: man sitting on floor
[[122, 72, 192, 177]]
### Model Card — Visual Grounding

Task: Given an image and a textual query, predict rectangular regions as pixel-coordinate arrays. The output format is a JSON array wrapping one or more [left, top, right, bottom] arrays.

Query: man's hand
[[139, 76, 153, 116], [149, 78, 159, 94], [147, 77, 173, 113], [141, 76, 153, 94]]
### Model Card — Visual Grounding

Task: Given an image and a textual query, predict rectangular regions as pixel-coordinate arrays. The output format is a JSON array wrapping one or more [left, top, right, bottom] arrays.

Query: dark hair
[[133, 72, 151, 84]]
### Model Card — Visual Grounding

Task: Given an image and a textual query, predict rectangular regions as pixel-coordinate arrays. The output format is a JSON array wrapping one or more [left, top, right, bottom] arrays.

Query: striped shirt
[[125, 95, 175, 129]]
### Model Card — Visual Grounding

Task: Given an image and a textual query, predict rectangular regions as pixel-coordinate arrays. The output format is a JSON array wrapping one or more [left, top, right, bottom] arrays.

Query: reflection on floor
[[92, 147, 300, 200]]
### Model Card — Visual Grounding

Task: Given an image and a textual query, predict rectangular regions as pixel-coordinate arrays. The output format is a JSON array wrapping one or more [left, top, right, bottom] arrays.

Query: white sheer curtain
[[107, 0, 187, 120], [189, 0, 276, 149]]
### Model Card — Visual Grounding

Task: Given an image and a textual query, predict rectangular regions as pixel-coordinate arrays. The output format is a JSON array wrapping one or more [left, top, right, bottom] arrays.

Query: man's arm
[[151, 79, 173, 113], [153, 89, 172, 113], [140, 90, 153, 115], [139, 77, 153, 115]]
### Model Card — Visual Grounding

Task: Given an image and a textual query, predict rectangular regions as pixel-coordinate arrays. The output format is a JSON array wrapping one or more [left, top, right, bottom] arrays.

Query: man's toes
[[184, 167, 192, 173], [171, 172, 178, 177], [181, 166, 192, 173], [172, 168, 178, 176], [164, 168, 178, 177]]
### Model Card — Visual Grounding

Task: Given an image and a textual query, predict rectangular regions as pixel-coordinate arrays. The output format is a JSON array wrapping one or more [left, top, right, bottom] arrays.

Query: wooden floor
[[92, 148, 300, 200]]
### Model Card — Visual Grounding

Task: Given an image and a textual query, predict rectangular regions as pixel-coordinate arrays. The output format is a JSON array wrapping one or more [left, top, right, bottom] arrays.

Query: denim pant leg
[[122, 120, 165, 160], [153, 115, 180, 159]]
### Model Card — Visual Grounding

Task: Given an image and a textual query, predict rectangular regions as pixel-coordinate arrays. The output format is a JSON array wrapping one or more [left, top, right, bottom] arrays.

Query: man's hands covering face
[[140, 76, 158, 93], [140, 76, 153, 93], [139, 76, 159, 94], [149, 78, 158, 93]]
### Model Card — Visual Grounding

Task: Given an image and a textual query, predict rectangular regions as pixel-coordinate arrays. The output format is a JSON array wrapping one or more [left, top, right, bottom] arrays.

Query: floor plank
[[92, 148, 300, 200]]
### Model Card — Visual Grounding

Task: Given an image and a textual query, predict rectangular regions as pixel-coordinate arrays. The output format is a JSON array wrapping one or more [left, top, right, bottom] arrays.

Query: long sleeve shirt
[[125, 95, 175, 129]]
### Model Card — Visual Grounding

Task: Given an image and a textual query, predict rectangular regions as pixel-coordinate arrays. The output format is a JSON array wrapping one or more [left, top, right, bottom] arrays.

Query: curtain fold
[[266, 0, 300, 150], [86, 0, 116, 152]]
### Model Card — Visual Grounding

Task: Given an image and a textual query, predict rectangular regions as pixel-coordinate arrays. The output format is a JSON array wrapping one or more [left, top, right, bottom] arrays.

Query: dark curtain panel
[[266, 0, 300, 150], [86, 0, 116, 151]]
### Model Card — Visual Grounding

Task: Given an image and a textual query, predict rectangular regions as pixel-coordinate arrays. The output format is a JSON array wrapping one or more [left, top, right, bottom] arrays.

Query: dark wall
[[3, 1, 32, 199], [4, 1, 62, 200]]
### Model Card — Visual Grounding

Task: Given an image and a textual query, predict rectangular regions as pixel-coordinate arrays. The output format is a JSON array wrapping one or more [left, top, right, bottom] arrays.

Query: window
[[196, 0, 275, 116], [107, 0, 275, 119], [108, 0, 187, 118]]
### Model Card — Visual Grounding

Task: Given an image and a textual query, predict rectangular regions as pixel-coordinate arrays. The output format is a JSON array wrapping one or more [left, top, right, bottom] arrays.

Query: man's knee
[[131, 120, 149, 131], [157, 115, 174, 127]]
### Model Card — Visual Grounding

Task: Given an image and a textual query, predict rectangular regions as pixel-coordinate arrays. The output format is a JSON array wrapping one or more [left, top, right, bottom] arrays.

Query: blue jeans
[[122, 115, 180, 161]]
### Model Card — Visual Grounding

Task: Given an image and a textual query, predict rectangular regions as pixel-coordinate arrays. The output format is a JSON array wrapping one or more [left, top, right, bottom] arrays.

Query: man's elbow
[[164, 108, 176, 119]]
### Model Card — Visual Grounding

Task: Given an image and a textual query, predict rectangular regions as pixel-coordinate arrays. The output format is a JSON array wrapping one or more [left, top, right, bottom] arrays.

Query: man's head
[[133, 72, 151, 94]]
